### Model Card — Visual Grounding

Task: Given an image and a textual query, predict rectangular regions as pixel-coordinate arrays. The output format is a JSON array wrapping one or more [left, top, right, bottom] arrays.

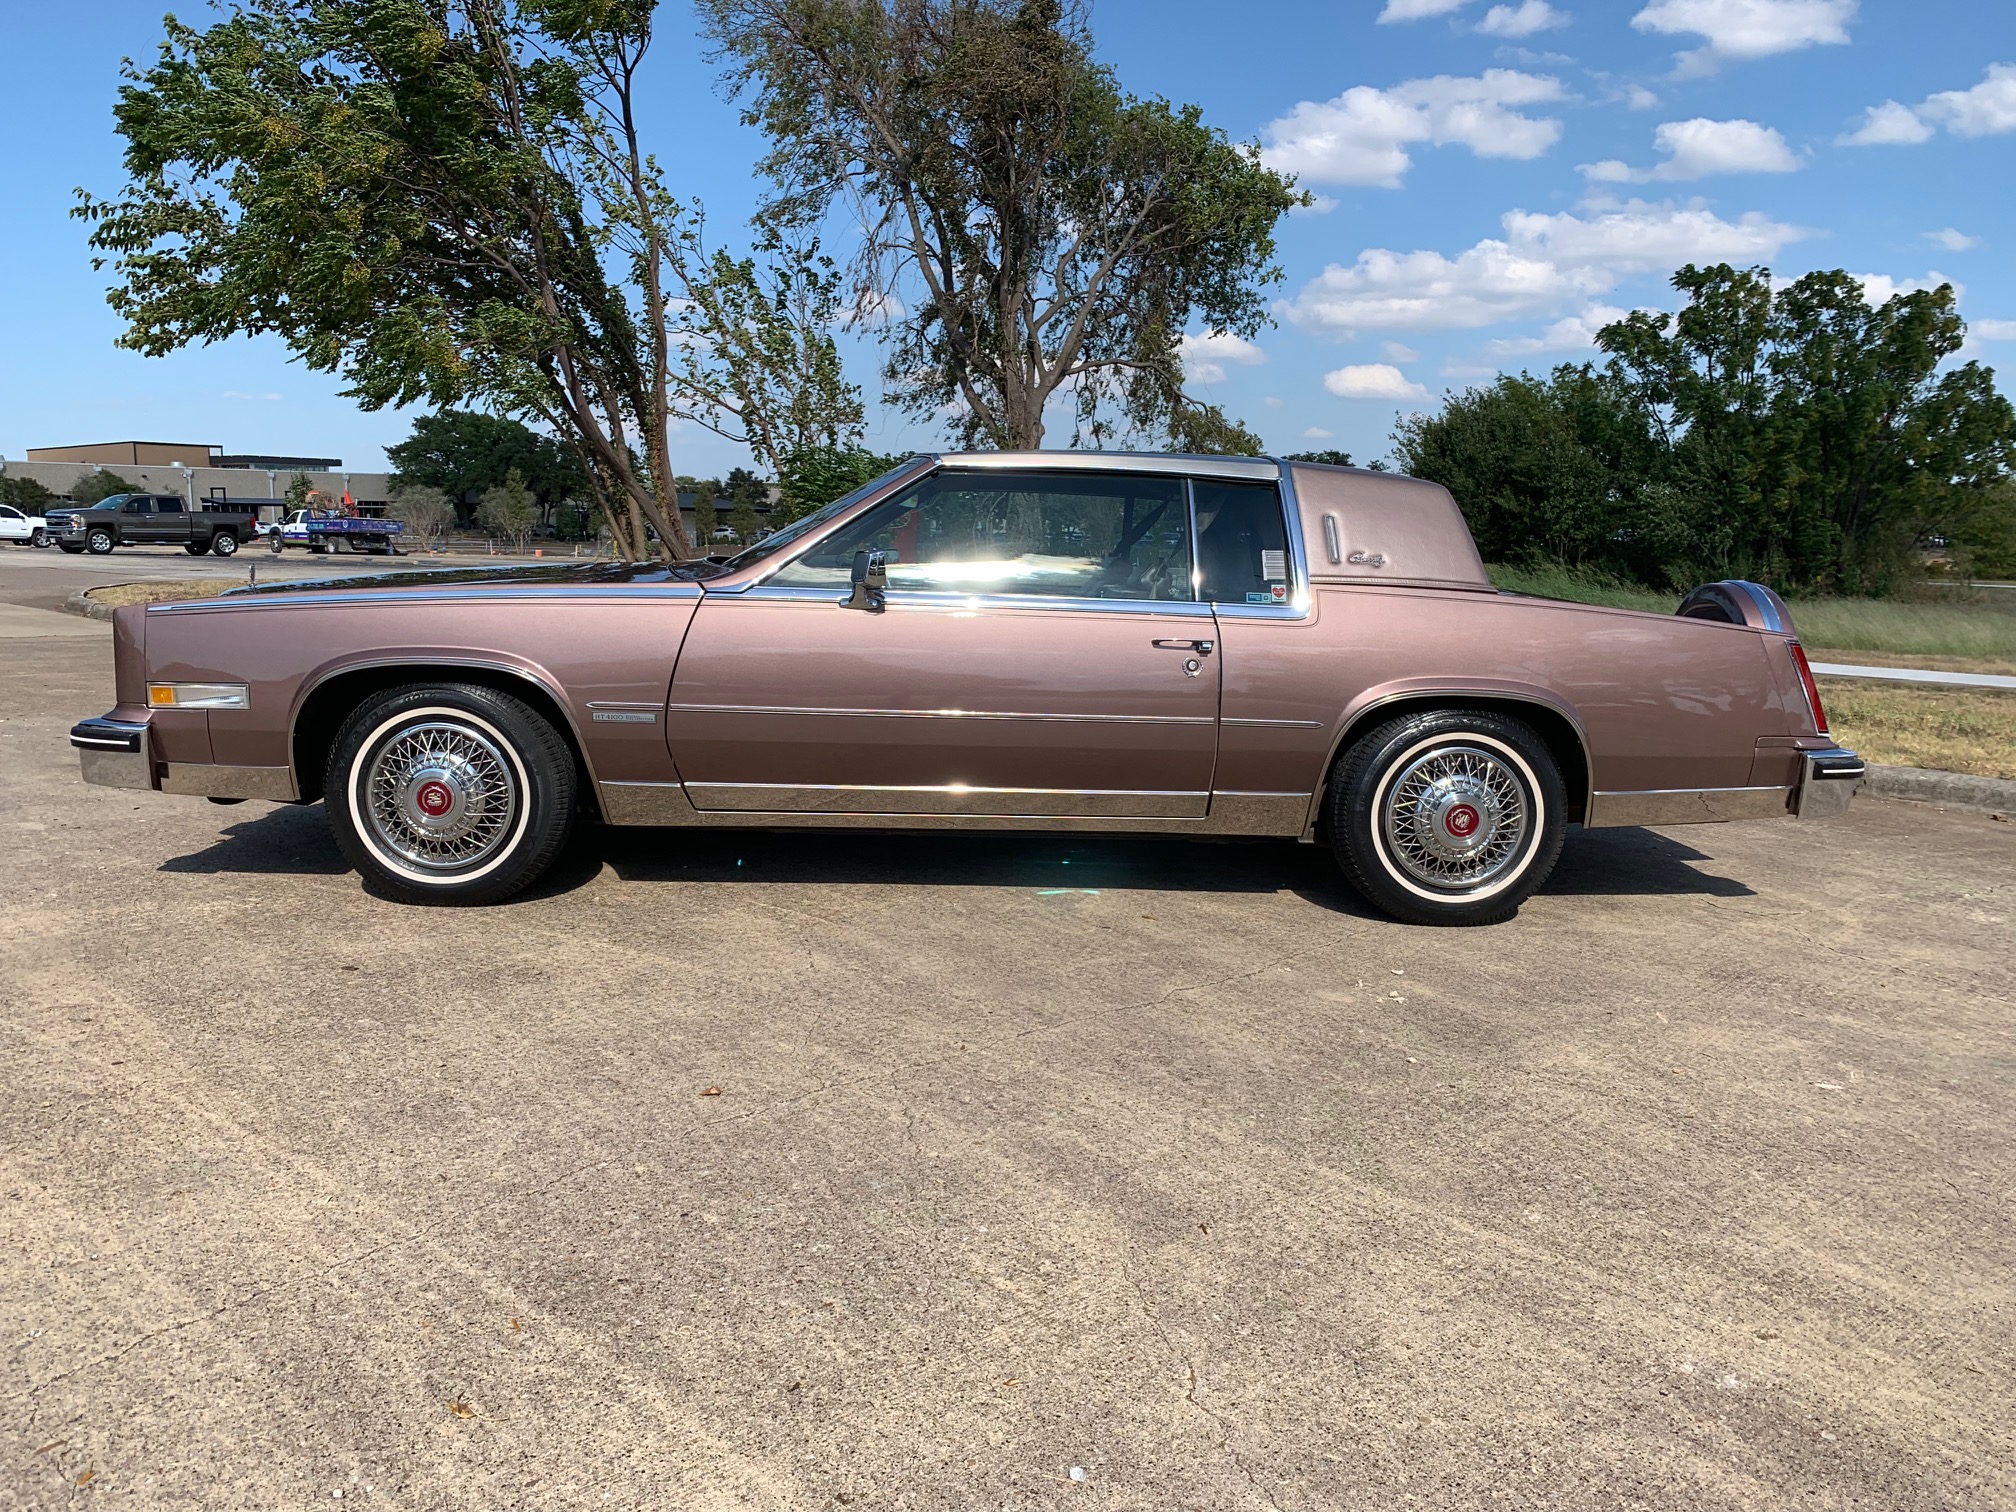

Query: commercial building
[[2, 440, 389, 508]]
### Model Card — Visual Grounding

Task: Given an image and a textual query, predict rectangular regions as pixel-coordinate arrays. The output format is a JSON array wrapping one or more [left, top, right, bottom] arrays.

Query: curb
[[62, 589, 115, 622], [1862, 763, 2015, 817]]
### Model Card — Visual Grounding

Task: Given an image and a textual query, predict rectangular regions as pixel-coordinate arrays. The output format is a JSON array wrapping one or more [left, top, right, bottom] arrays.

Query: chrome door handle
[[1152, 638, 1214, 654]]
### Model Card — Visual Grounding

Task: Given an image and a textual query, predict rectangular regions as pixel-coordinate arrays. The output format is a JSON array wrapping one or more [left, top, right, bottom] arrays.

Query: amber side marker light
[[1786, 642, 1829, 735], [147, 683, 250, 710]]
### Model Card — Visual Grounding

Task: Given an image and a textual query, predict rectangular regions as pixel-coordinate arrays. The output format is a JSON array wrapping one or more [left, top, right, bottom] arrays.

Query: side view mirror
[[843, 548, 888, 613]]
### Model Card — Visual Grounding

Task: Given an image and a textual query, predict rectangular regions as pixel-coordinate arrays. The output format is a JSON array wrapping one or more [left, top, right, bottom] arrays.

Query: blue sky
[[2, 0, 2012, 474]]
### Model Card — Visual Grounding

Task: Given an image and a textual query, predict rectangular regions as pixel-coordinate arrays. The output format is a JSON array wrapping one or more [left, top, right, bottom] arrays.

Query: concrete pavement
[[1, 566, 2012, 1510]]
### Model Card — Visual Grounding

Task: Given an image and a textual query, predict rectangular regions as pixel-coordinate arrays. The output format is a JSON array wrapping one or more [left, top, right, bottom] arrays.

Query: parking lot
[[2, 547, 2011, 1509]]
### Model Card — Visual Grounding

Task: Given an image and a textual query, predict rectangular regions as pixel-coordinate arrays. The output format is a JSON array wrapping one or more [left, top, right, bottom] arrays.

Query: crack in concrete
[[1122, 1251, 1285, 1512], [10, 952, 1301, 1405]]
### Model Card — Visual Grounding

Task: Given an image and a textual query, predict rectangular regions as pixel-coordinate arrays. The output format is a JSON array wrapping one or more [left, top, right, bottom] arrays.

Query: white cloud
[[1477, 1, 1568, 38], [1581, 118, 1801, 181], [1379, 0, 1471, 20], [1302, 427, 1336, 440], [1484, 304, 1629, 355], [1178, 331, 1266, 385], [1324, 364, 1431, 400], [1840, 64, 2016, 149], [1381, 341, 1423, 362], [1926, 228, 1983, 252], [1923, 63, 2016, 138], [1632, 0, 1855, 73], [1262, 395, 1284, 408], [1971, 319, 2016, 340], [1852, 272, 1954, 305], [1626, 85, 1661, 110], [1283, 199, 1809, 334], [1838, 100, 1935, 146], [1293, 195, 1341, 215], [1260, 71, 1565, 189]]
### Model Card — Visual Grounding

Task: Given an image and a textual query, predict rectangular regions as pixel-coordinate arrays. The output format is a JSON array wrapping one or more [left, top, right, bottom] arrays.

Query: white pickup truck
[[266, 509, 404, 555], [0, 503, 51, 548]]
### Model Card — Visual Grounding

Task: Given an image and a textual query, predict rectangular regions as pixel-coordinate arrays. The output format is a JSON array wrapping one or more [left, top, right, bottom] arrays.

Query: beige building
[[4, 440, 387, 508]]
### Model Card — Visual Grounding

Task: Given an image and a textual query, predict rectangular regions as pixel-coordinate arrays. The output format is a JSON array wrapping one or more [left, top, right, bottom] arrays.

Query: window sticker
[[1261, 549, 1287, 580], [1245, 591, 1274, 604]]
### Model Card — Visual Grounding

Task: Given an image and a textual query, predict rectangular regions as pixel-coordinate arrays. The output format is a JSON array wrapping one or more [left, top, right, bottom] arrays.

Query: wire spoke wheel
[[360, 719, 520, 874], [1380, 742, 1531, 892]]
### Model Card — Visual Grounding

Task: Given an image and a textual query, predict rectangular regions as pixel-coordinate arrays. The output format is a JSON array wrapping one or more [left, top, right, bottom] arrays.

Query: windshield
[[714, 460, 927, 573]]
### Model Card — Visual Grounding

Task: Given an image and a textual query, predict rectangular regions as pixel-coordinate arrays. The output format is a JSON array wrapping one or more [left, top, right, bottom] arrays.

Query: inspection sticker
[[1261, 549, 1288, 580]]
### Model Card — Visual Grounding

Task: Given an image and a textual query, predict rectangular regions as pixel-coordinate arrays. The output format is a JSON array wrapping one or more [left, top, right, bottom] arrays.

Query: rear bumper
[[1584, 745, 1863, 827], [1794, 746, 1864, 818], [71, 716, 153, 790]]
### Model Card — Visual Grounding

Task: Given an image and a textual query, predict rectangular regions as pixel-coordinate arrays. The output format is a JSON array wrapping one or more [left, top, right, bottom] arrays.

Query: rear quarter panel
[[140, 591, 702, 786], [1214, 586, 1800, 802]]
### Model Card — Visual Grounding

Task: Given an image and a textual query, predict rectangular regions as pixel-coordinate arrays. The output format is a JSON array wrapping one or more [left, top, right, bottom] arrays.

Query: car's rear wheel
[[1327, 709, 1566, 926], [210, 531, 239, 557], [86, 528, 115, 555], [325, 683, 576, 906]]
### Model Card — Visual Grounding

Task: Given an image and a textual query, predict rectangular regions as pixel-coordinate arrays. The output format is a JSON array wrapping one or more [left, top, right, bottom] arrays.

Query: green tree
[[0, 476, 56, 512], [79, 0, 870, 562], [284, 472, 316, 512], [477, 467, 539, 552], [388, 411, 586, 528], [69, 468, 138, 506], [387, 481, 456, 550], [728, 491, 763, 544], [691, 482, 720, 544], [776, 446, 905, 524], [701, 0, 1303, 452], [1283, 450, 1356, 468], [1598, 264, 2016, 593]]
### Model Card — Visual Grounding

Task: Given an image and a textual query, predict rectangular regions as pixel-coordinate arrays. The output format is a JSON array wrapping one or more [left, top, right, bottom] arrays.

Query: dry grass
[[83, 580, 233, 608], [1818, 678, 2016, 781]]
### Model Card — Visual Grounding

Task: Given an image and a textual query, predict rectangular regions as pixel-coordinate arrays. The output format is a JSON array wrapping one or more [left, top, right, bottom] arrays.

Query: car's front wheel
[[1327, 709, 1566, 926], [325, 683, 577, 905], [29, 528, 48, 549], [86, 528, 115, 555]]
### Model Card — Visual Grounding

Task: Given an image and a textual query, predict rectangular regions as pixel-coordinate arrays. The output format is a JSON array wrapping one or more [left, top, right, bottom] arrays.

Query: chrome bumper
[[1794, 746, 1864, 818], [72, 717, 153, 790]]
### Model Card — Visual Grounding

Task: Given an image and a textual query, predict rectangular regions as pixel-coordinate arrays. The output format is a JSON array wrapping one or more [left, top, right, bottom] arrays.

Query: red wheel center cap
[[416, 780, 454, 817], [1444, 803, 1480, 838]]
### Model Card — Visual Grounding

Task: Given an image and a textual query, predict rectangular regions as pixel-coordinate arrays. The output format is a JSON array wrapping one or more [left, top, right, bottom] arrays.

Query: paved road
[[1, 596, 2012, 1509], [1809, 661, 2016, 690]]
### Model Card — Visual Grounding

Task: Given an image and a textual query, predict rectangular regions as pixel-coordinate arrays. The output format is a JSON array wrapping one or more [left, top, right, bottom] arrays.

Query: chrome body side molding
[[1585, 785, 1793, 827], [160, 763, 300, 801], [600, 783, 1309, 836], [683, 783, 1209, 818]]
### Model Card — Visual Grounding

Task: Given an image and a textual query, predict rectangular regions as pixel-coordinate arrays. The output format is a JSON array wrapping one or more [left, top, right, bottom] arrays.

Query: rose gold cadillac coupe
[[72, 452, 1862, 924]]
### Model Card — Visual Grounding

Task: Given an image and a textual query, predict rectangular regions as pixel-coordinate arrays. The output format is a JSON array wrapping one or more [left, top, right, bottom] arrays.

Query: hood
[[219, 559, 720, 598]]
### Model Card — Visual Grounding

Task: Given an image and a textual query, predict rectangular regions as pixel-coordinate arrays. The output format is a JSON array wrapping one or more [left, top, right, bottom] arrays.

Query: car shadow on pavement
[[1542, 826, 1755, 898], [158, 802, 351, 876], [156, 806, 1754, 908]]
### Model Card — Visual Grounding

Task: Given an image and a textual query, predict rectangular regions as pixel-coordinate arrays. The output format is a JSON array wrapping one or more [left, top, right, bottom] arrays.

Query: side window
[[0, 507, 19, 522], [1192, 479, 1291, 605], [124, 498, 154, 514], [155, 496, 185, 514], [771, 471, 1195, 602]]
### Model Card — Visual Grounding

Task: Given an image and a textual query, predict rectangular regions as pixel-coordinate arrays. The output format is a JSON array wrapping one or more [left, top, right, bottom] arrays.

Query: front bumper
[[1794, 746, 1864, 818], [72, 716, 153, 790]]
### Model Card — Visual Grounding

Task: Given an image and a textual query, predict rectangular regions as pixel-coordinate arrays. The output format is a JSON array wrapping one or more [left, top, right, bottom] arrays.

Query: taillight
[[1787, 640, 1829, 735]]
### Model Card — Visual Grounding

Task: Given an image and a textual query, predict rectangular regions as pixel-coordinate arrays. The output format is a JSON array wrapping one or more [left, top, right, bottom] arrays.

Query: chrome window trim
[[667, 701, 1213, 726], [712, 455, 939, 595], [937, 451, 1280, 483]]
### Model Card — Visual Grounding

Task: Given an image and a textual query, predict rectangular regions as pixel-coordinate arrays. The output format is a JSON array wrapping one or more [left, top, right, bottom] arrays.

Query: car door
[[0, 506, 24, 543], [666, 467, 1220, 817], [152, 494, 190, 542], [119, 496, 160, 541]]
